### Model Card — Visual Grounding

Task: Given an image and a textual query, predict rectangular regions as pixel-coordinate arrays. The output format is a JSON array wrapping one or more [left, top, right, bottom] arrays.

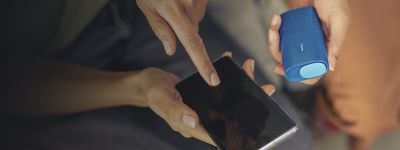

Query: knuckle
[[153, 0, 173, 9], [161, 1, 183, 18], [329, 48, 341, 58], [165, 105, 180, 122], [151, 20, 164, 34], [171, 90, 182, 101]]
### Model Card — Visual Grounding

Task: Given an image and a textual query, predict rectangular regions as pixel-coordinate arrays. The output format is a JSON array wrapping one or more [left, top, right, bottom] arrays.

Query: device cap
[[299, 62, 327, 79]]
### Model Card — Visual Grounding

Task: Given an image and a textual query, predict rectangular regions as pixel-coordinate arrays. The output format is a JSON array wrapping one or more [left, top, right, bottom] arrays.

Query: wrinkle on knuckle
[[166, 105, 181, 122], [172, 91, 182, 101], [151, 23, 164, 36]]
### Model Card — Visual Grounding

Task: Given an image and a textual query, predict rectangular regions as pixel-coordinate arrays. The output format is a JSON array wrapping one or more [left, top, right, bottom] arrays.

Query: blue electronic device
[[280, 7, 329, 82]]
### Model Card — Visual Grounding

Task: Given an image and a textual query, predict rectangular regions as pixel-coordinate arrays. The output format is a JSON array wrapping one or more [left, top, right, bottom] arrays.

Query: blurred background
[[1, 0, 399, 150]]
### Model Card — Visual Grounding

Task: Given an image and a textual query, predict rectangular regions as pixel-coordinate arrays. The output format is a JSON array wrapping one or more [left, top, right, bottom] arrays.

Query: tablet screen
[[176, 57, 297, 150]]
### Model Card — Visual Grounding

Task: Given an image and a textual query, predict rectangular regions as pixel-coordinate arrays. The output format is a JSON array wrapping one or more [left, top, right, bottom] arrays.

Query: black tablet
[[176, 57, 298, 150]]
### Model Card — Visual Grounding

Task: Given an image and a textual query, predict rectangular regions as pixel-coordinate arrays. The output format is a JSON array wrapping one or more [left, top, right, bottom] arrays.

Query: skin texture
[[1, 52, 275, 147], [268, 0, 351, 85], [136, 0, 221, 87]]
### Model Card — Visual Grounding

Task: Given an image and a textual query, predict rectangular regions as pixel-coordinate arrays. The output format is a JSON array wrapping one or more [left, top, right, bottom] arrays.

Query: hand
[[138, 67, 215, 145], [268, 0, 351, 84], [137, 51, 275, 146], [136, 0, 221, 86]]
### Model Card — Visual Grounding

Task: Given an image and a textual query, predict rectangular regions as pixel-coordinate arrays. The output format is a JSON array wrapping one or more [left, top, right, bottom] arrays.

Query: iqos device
[[280, 7, 329, 82]]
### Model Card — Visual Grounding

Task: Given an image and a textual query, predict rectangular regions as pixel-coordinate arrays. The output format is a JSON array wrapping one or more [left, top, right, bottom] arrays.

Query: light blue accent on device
[[279, 7, 329, 82], [299, 63, 327, 78]]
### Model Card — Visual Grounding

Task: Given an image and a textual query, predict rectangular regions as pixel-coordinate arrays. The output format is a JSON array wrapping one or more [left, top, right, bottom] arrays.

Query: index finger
[[160, 9, 220, 86]]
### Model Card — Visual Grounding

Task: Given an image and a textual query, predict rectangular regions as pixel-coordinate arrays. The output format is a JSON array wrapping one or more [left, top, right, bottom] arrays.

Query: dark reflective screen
[[176, 57, 296, 150]]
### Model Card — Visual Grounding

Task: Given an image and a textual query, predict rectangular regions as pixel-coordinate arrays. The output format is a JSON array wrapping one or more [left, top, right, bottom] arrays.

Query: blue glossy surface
[[280, 7, 329, 82]]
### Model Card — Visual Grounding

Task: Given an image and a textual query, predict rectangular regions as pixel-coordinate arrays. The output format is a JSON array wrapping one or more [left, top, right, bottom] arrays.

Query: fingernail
[[329, 56, 336, 71], [268, 89, 276, 96], [271, 14, 279, 26], [250, 59, 255, 73], [210, 72, 220, 86], [182, 114, 196, 128], [163, 40, 173, 56], [268, 29, 275, 43]]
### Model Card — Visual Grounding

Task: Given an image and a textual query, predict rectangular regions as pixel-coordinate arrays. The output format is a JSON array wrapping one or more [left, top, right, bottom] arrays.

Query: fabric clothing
[[1, 0, 106, 55], [1, 0, 312, 149]]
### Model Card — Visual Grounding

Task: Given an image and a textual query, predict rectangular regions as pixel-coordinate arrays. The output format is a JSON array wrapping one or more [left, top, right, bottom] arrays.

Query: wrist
[[113, 70, 148, 107]]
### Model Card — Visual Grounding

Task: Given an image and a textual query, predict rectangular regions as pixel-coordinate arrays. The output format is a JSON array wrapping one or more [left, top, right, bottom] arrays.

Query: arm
[[0, 52, 275, 146], [1, 56, 145, 115], [0, 54, 218, 145]]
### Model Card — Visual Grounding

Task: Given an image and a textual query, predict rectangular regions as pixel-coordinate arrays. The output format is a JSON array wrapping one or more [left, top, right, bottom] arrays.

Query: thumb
[[179, 102, 200, 129], [179, 102, 216, 146], [180, 103, 216, 146]]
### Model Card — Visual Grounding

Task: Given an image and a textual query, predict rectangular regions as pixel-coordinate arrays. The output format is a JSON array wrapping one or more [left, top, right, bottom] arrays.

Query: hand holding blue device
[[280, 7, 329, 82]]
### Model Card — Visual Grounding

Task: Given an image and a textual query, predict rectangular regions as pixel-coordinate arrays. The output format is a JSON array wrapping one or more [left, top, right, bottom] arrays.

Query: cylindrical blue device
[[279, 7, 329, 82]]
